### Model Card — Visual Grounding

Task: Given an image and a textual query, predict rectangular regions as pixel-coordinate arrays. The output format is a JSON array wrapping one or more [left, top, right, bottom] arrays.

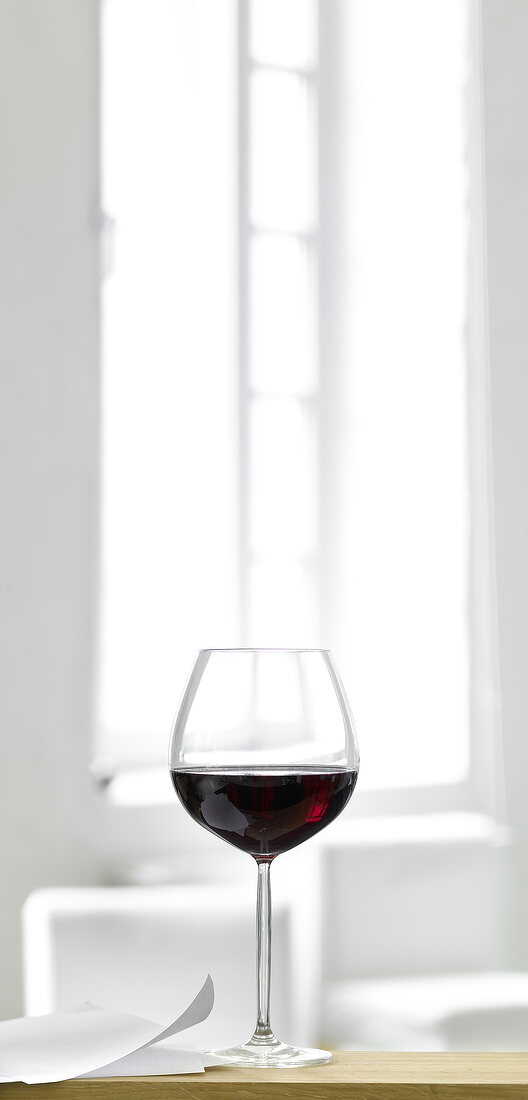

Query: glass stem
[[252, 858, 276, 1044]]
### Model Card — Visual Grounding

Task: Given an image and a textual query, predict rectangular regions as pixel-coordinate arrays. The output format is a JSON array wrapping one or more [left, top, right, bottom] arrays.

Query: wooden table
[[3, 1053, 528, 1098]]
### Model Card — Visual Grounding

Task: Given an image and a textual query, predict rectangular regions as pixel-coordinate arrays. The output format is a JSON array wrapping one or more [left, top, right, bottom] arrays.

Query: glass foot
[[209, 1037, 332, 1068]]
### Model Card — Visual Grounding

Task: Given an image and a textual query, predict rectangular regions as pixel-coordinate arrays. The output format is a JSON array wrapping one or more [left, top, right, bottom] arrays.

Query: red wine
[[171, 768, 357, 859]]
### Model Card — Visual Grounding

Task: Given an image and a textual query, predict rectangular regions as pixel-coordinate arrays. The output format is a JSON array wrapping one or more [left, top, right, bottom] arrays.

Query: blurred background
[[1, 0, 528, 1053]]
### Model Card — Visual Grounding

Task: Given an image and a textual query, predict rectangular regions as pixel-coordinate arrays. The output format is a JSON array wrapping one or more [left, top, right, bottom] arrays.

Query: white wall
[[0, 0, 101, 1018], [481, 0, 528, 960]]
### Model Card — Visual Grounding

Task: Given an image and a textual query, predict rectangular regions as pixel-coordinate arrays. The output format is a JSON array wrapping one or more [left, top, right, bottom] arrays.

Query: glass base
[[209, 1036, 332, 1068]]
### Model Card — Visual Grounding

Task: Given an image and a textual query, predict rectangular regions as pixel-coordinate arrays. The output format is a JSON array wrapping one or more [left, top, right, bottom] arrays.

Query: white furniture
[[22, 885, 294, 1050], [23, 814, 527, 1052], [322, 814, 510, 982], [320, 814, 524, 1051]]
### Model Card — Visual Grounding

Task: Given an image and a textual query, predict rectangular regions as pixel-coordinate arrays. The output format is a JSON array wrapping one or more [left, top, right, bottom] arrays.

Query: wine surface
[[171, 768, 358, 859]]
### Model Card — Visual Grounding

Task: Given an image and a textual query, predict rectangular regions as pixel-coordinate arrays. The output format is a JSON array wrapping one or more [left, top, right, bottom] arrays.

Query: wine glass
[[169, 648, 359, 1068]]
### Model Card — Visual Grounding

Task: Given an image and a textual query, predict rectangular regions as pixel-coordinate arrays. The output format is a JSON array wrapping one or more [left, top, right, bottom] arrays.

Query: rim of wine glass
[[199, 647, 331, 653], [170, 647, 358, 775]]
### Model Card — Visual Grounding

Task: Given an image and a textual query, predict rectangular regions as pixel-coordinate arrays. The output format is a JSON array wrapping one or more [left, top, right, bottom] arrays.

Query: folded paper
[[0, 974, 214, 1083]]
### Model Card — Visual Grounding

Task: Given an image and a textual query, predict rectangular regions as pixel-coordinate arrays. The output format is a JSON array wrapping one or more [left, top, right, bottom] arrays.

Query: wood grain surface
[[3, 1052, 528, 1099]]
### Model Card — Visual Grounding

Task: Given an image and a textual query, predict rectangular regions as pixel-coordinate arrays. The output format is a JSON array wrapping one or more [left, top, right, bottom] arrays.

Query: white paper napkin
[[0, 974, 217, 1083]]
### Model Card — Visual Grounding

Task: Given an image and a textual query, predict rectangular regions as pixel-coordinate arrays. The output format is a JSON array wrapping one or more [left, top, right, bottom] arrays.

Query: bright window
[[99, 0, 478, 798]]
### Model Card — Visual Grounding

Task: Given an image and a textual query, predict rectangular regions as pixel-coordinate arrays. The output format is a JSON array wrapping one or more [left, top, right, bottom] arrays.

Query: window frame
[[238, 0, 321, 648]]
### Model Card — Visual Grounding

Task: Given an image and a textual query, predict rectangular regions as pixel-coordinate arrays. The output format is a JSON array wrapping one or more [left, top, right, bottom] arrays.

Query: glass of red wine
[[169, 648, 359, 1067]]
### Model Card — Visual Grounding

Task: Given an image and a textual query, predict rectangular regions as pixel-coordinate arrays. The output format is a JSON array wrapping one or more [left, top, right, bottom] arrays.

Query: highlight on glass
[[169, 648, 359, 1067]]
